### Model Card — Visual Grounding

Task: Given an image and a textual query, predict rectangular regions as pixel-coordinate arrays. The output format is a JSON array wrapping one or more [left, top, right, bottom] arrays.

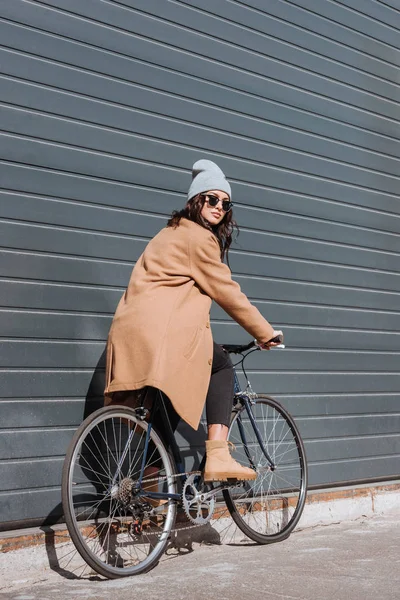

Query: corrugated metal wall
[[0, 0, 399, 529]]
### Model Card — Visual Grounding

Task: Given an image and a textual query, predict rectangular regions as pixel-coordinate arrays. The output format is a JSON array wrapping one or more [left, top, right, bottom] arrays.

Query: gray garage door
[[1, 0, 399, 529]]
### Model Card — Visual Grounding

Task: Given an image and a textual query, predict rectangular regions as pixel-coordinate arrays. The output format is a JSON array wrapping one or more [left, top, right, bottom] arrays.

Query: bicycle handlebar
[[222, 335, 285, 355], [221, 340, 256, 354]]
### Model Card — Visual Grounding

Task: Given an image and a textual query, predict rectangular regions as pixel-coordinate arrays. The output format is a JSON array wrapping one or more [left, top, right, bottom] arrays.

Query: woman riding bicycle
[[104, 159, 282, 482]]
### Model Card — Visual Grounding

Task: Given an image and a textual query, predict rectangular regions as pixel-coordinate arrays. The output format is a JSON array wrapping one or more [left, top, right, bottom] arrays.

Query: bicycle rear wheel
[[224, 395, 307, 544], [62, 406, 177, 578]]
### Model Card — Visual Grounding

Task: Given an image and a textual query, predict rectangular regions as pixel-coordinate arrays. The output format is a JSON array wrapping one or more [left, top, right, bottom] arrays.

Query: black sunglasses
[[202, 194, 233, 213]]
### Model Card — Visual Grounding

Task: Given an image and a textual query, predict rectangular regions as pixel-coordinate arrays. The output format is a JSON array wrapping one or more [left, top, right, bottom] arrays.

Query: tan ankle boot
[[203, 440, 257, 482]]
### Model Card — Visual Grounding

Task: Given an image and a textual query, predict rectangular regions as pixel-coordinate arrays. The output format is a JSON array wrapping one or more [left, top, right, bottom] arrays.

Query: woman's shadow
[[40, 347, 107, 580], [40, 347, 222, 579]]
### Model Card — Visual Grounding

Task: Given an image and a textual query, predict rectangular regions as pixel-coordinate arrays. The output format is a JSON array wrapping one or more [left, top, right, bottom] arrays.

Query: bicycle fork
[[237, 395, 276, 471]]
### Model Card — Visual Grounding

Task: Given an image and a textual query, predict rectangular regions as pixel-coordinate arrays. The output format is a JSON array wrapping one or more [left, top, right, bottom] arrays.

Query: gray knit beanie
[[187, 159, 231, 201]]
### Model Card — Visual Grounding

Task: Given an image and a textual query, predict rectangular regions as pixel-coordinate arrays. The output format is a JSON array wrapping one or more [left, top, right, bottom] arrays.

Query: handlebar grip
[[267, 334, 284, 344]]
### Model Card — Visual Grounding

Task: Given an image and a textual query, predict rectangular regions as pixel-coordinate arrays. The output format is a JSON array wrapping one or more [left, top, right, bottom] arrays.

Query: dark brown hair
[[167, 194, 238, 264]]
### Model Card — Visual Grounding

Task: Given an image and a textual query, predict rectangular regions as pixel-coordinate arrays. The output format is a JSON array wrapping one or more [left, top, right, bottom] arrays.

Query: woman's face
[[200, 190, 230, 226]]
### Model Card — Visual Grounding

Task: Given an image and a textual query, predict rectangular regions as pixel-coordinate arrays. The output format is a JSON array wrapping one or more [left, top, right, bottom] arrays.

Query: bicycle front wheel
[[62, 406, 177, 578], [224, 395, 307, 544]]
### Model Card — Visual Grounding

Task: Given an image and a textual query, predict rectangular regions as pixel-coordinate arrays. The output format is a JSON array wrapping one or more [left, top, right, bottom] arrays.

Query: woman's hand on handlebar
[[256, 330, 284, 350]]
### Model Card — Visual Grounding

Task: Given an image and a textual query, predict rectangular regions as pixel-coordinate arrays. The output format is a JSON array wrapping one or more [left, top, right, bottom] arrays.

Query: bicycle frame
[[132, 354, 276, 504]]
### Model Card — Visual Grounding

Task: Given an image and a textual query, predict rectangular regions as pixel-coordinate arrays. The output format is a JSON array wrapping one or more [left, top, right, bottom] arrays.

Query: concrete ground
[[1, 511, 399, 600]]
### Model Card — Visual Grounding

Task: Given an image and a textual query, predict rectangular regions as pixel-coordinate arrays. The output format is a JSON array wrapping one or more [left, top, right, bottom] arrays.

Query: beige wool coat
[[104, 218, 275, 430]]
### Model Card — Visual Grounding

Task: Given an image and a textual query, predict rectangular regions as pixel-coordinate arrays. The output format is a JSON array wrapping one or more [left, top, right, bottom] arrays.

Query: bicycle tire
[[62, 405, 177, 578], [223, 394, 307, 544]]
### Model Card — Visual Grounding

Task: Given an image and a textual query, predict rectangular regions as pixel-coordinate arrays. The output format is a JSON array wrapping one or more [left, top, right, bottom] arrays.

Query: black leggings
[[206, 342, 235, 428], [153, 342, 234, 440]]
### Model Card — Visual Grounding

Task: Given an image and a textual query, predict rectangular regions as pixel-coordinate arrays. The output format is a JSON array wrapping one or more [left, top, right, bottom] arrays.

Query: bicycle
[[62, 340, 307, 579]]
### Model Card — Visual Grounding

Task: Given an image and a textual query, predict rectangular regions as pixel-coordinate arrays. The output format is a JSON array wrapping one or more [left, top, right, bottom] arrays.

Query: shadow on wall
[[39, 348, 106, 528], [39, 344, 207, 577], [38, 347, 107, 579], [83, 346, 108, 419]]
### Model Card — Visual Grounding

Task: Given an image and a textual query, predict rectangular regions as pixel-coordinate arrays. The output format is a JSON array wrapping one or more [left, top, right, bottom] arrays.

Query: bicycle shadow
[[40, 348, 107, 581], [39, 502, 103, 582]]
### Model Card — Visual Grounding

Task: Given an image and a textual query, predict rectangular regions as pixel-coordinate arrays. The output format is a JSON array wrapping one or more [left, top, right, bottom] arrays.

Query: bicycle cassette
[[182, 473, 215, 525]]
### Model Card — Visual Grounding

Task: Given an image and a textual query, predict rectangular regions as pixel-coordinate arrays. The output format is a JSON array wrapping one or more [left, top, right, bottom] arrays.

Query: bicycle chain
[[137, 470, 219, 534]]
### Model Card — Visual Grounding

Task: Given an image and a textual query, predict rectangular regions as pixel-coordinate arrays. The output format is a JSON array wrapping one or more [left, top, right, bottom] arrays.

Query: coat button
[[206, 322, 210, 328], [208, 358, 212, 365]]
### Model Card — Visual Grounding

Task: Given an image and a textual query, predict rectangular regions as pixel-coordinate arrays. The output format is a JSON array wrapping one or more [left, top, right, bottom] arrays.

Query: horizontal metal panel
[[277, 394, 400, 418], [1, 301, 399, 340], [0, 296, 400, 340], [3, 76, 400, 182], [256, 0, 400, 65], [238, 211, 400, 256], [2, 2, 399, 122], [308, 455, 400, 487], [0, 370, 105, 399], [2, 131, 400, 225], [0, 457, 64, 492], [297, 417, 400, 441], [0, 421, 204, 461], [2, 342, 400, 372], [8, 0, 400, 96], [2, 190, 400, 260], [1, 393, 399, 430], [0, 191, 173, 240], [13, 0, 399, 87], [0, 428, 75, 460], [3, 302, 398, 353], [2, 269, 400, 315], [305, 433, 400, 461], [0, 250, 134, 287], [243, 372, 400, 396], [278, 0, 400, 49], [3, 67, 400, 194], [3, 86, 400, 186], [214, 302, 400, 332], [2, 244, 400, 293], [329, 0, 398, 31], [229, 252, 400, 293], [0, 310, 112, 340], [236, 230, 400, 273], [233, 276, 400, 313], [2, 216, 399, 274], [2, 162, 399, 237], [3, 100, 400, 197], [3, 28, 400, 157], [212, 322, 400, 352], [1, 422, 398, 465], [1, 370, 399, 400], [0, 220, 159, 262], [176, 0, 399, 82], [0, 399, 102, 429], [0, 281, 121, 313], [0, 341, 105, 369], [0, 488, 64, 524], [0, 162, 182, 218]]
